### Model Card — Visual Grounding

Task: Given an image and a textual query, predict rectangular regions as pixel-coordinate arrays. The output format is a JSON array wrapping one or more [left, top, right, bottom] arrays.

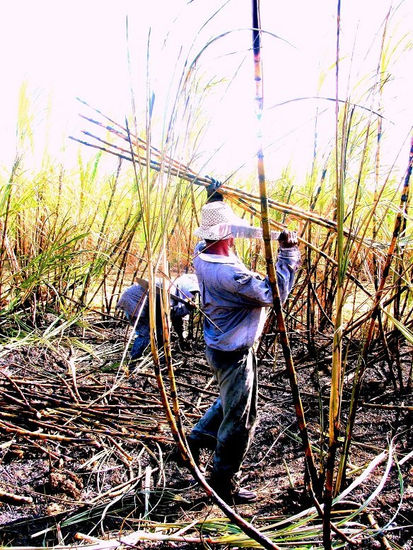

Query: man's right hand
[[278, 229, 298, 248], [206, 177, 224, 203]]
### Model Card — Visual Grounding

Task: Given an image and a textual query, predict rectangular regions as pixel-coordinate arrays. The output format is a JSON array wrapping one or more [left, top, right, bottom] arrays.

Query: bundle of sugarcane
[[69, 99, 391, 251], [70, 98, 215, 191]]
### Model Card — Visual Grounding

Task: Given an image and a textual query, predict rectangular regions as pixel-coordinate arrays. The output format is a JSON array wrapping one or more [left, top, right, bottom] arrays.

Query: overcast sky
[[1, 0, 412, 181]]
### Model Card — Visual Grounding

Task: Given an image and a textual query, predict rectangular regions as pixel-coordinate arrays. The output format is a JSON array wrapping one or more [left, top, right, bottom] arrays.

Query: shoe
[[214, 485, 257, 505], [230, 487, 257, 504], [209, 475, 257, 505]]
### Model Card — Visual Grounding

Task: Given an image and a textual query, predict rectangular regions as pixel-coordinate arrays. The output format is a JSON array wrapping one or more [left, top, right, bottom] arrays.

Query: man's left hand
[[278, 229, 298, 248]]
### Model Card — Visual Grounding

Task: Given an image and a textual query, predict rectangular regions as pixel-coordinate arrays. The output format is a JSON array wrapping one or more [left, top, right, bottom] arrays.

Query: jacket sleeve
[[276, 247, 301, 304], [230, 246, 300, 306], [229, 270, 274, 307]]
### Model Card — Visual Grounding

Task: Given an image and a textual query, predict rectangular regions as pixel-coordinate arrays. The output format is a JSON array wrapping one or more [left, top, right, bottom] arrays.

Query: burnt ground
[[0, 317, 412, 548]]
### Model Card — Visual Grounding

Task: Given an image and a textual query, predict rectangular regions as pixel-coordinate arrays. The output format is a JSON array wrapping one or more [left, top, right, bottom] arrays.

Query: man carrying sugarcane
[[186, 191, 300, 505]]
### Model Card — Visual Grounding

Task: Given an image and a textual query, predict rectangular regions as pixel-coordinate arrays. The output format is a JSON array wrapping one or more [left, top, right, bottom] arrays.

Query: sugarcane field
[[1, 1, 412, 549]]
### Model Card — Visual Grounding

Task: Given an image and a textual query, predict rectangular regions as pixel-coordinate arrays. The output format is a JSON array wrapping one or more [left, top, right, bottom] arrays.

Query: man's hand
[[278, 229, 298, 248], [206, 177, 224, 203]]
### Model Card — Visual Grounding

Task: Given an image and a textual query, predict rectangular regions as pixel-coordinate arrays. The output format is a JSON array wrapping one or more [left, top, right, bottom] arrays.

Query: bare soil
[[0, 317, 412, 548]]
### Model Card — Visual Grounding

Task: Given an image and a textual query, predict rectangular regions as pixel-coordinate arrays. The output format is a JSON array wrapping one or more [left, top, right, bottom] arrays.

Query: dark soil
[[0, 317, 412, 548]]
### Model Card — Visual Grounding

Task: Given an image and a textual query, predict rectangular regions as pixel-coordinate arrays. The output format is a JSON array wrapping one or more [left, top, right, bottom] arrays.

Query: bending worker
[[186, 198, 301, 505], [117, 274, 199, 359]]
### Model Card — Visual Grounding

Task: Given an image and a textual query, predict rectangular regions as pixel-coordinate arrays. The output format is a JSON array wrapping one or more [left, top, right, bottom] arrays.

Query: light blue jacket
[[193, 242, 301, 351]]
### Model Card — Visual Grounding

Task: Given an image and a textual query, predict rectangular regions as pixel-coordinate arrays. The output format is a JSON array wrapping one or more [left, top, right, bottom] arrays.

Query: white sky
[[1, 0, 412, 182]]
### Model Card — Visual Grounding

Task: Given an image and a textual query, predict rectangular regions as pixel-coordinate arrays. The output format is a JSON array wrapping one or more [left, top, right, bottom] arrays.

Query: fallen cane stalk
[[367, 513, 393, 550], [0, 488, 33, 506], [0, 419, 77, 442]]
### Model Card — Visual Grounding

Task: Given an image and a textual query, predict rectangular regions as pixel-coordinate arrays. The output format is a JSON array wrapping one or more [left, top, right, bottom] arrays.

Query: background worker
[[169, 273, 200, 349], [186, 199, 301, 505], [117, 274, 199, 360]]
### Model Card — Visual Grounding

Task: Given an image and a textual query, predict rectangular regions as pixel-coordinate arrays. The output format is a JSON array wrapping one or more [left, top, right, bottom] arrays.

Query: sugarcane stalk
[[155, 261, 282, 550], [126, 116, 181, 440], [78, 110, 199, 177], [0, 489, 33, 506], [0, 419, 77, 441], [251, 0, 319, 496], [306, 224, 316, 354], [368, 8, 398, 388], [323, 3, 343, 547], [158, 232, 188, 446], [393, 147, 411, 392], [336, 135, 413, 492], [0, 158, 21, 299], [124, 84, 281, 550]]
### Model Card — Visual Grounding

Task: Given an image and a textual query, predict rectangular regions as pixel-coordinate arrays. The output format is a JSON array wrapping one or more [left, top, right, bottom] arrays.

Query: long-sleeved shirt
[[116, 274, 199, 323], [193, 242, 301, 351], [116, 283, 149, 322]]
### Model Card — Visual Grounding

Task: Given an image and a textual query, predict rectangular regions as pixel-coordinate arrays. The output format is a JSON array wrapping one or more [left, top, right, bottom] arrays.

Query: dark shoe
[[209, 475, 257, 505], [230, 487, 257, 504]]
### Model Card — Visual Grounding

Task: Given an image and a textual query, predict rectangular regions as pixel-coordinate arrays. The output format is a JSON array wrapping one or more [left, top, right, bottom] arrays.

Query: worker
[[116, 274, 199, 359], [185, 198, 301, 505], [169, 273, 200, 348]]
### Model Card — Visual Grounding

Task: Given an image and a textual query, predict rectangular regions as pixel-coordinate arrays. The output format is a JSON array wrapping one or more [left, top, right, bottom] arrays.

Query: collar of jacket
[[198, 251, 241, 264]]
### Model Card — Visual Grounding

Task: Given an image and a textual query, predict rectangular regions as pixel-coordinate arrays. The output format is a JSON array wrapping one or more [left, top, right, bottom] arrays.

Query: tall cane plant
[[250, 0, 320, 496], [323, 3, 345, 547]]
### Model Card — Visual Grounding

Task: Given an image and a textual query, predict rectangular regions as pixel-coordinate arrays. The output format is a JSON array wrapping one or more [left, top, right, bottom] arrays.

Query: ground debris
[[0, 325, 412, 548]]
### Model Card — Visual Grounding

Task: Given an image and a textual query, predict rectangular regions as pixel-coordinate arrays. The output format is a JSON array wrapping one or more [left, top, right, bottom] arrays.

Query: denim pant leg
[[207, 347, 258, 480], [189, 397, 223, 449], [131, 324, 150, 359]]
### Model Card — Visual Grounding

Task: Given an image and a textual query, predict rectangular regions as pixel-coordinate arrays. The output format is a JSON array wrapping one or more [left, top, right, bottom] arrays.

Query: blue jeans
[[190, 346, 258, 480], [128, 317, 164, 360], [131, 325, 151, 359]]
